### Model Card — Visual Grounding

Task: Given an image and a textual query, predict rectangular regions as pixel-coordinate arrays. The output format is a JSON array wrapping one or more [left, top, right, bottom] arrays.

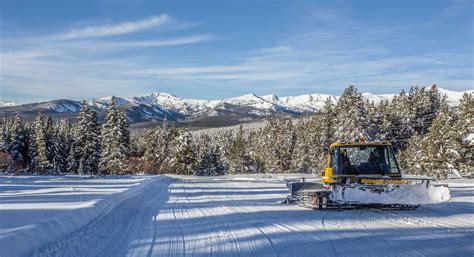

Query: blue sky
[[1, 0, 473, 102]]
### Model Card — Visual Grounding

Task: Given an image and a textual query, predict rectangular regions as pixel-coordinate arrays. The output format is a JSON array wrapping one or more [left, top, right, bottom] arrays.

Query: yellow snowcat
[[284, 140, 451, 209]]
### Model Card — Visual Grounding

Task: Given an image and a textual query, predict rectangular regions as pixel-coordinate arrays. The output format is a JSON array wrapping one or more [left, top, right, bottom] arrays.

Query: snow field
[[0, 175, 473, 257], [0, 175, 158, 257]]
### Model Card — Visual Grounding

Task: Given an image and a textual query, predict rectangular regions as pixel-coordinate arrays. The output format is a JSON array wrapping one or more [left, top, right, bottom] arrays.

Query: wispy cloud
[[54, 14, 172, 39], [443, 0, 472, 17], [111, 34, 215, 47], [1, 6, 472, 102]]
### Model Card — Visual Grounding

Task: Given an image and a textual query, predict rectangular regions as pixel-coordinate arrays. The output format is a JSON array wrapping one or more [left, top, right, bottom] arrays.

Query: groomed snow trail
[[27, 177, 474, 257]]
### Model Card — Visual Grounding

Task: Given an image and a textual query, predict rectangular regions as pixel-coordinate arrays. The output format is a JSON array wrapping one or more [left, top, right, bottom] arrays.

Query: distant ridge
[[0, 87, 471, 126]]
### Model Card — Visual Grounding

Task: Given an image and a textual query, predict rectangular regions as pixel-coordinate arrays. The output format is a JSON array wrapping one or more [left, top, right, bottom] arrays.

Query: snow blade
[[330, 181, 451, 206], [286, 181, 324, 197]]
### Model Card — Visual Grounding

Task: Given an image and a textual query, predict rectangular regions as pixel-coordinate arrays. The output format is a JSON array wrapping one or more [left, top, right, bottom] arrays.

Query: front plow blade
[[330, 181, 451, 206]]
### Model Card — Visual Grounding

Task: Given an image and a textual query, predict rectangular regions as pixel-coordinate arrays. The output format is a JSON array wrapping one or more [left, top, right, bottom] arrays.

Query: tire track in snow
[[203, 181, 280, 257], [189, 186, 242, 257], [202, 182, 276, 257], [221, 181, 330, 257], [410, 206, 474, 231], [228, 180, 338, 256], [219, 202, 279, 257], [129, 180, 170, 257], [356, 210, 405, 257], [320, 211, 340, 257], [369, 209, 473, 256], [147, 184, 182, 257], [107, 182, 169, 257], [31, 177, 168, 257], [171, 184, 187, 257], [179, 182, 222, 257]]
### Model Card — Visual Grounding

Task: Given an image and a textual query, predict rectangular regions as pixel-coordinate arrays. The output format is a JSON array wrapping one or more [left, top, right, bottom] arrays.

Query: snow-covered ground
[[0, 175, 472, 257]]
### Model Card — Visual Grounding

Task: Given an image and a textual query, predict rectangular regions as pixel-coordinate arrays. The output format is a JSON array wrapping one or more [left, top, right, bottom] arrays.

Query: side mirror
[[322, 147, 329, 153]]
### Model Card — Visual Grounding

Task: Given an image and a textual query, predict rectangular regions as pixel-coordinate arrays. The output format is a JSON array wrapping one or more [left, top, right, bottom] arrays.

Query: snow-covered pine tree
[[423, 85, 444, 133], [27, 122, 37, 171], [75, 101, 89, 173], [117, 106, 130, 158], [100, 97, 125, 174], [142, 118, 177, 172], [425, 105, 462, 179], [76, 101, 101, 174], [401, 103, 460, 179], [66, 142, 78, 173], [457, 93, 473, 175], [169, 130, 197, 175], [44, 114, 55, 164], [398, 133, 424, 175], [291, 120, 313, 173], [51, 119, 69, 173], [9, 114, 29, 168], [245, 130, 264, 173], [32, 112, 51, 172], [366, 100, 383, 139], [334, 85, 375, 141], [0, 116, 12, 154], [196, 134, 224, 176], [228, 124, 247, 173], [213, 130, 232, 172], [320, 96, 336, 147], [275, 119, 295, 172], [382, 92, 413, 150], [313, 96, 337, 171]]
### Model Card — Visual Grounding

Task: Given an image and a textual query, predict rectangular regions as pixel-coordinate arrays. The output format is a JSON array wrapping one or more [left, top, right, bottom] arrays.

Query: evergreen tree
[[117, 107, 130, 157], [213, 130, 233, 172], [32, 112, 51, 172], [9, 114, 29, 167], [1, 116, 11, 154], [320, 97, 336, 147], [51, 119, 69, 173], [45, 114, 55, 163], [228, 125, 247, 173], [458, 93, 473, 174], [334, 85, 374, 141], [366, 100, 383, 139], [169, 130, 197, 175], [67, 143, 78, 173], [76, 101, 101, 174], [291, 121, 313, 173], [196, 134, 224, 176], [100, 97, 129, 174], [401, 105, 461, 179], [382, 93, 413, 150], [142, 119, 178, 172]]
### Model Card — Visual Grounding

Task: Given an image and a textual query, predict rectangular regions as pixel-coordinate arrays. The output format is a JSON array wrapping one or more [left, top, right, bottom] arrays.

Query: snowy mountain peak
[[262, 94, 280, 103], [225, 93, 264, 102], [149, 92, 179, 99], [361, 92, 395, 104], [0, 87, 471, 123], [0, 100, 18, 107], [437, 88, 473, 106]]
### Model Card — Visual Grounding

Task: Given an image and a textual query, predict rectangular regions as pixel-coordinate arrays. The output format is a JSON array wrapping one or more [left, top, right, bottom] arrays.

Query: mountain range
[[0, 88, 471, 128]]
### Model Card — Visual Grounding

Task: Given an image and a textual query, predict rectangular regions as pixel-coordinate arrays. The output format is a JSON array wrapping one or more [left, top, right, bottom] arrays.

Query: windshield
[[333, 145, 400, 175]]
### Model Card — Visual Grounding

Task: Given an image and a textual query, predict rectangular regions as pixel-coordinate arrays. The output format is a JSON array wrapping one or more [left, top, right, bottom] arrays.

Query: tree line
[[0, 85, 472, 178]]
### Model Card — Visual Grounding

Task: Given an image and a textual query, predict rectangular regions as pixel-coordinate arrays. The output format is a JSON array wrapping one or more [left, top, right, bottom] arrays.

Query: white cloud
[[1, 9, 472, 102], [443, 0, 471, 17], [111, 34, 214, 47], [55, 14, 172, 39]]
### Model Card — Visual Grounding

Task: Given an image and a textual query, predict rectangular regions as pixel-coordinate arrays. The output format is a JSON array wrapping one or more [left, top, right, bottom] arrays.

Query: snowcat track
[[286, 190, 420, 210]]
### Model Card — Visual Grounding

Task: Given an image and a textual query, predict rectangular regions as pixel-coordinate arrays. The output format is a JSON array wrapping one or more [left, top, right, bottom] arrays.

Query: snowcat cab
[[322, 141, 402, 184], [284, 140, 451, 209]]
